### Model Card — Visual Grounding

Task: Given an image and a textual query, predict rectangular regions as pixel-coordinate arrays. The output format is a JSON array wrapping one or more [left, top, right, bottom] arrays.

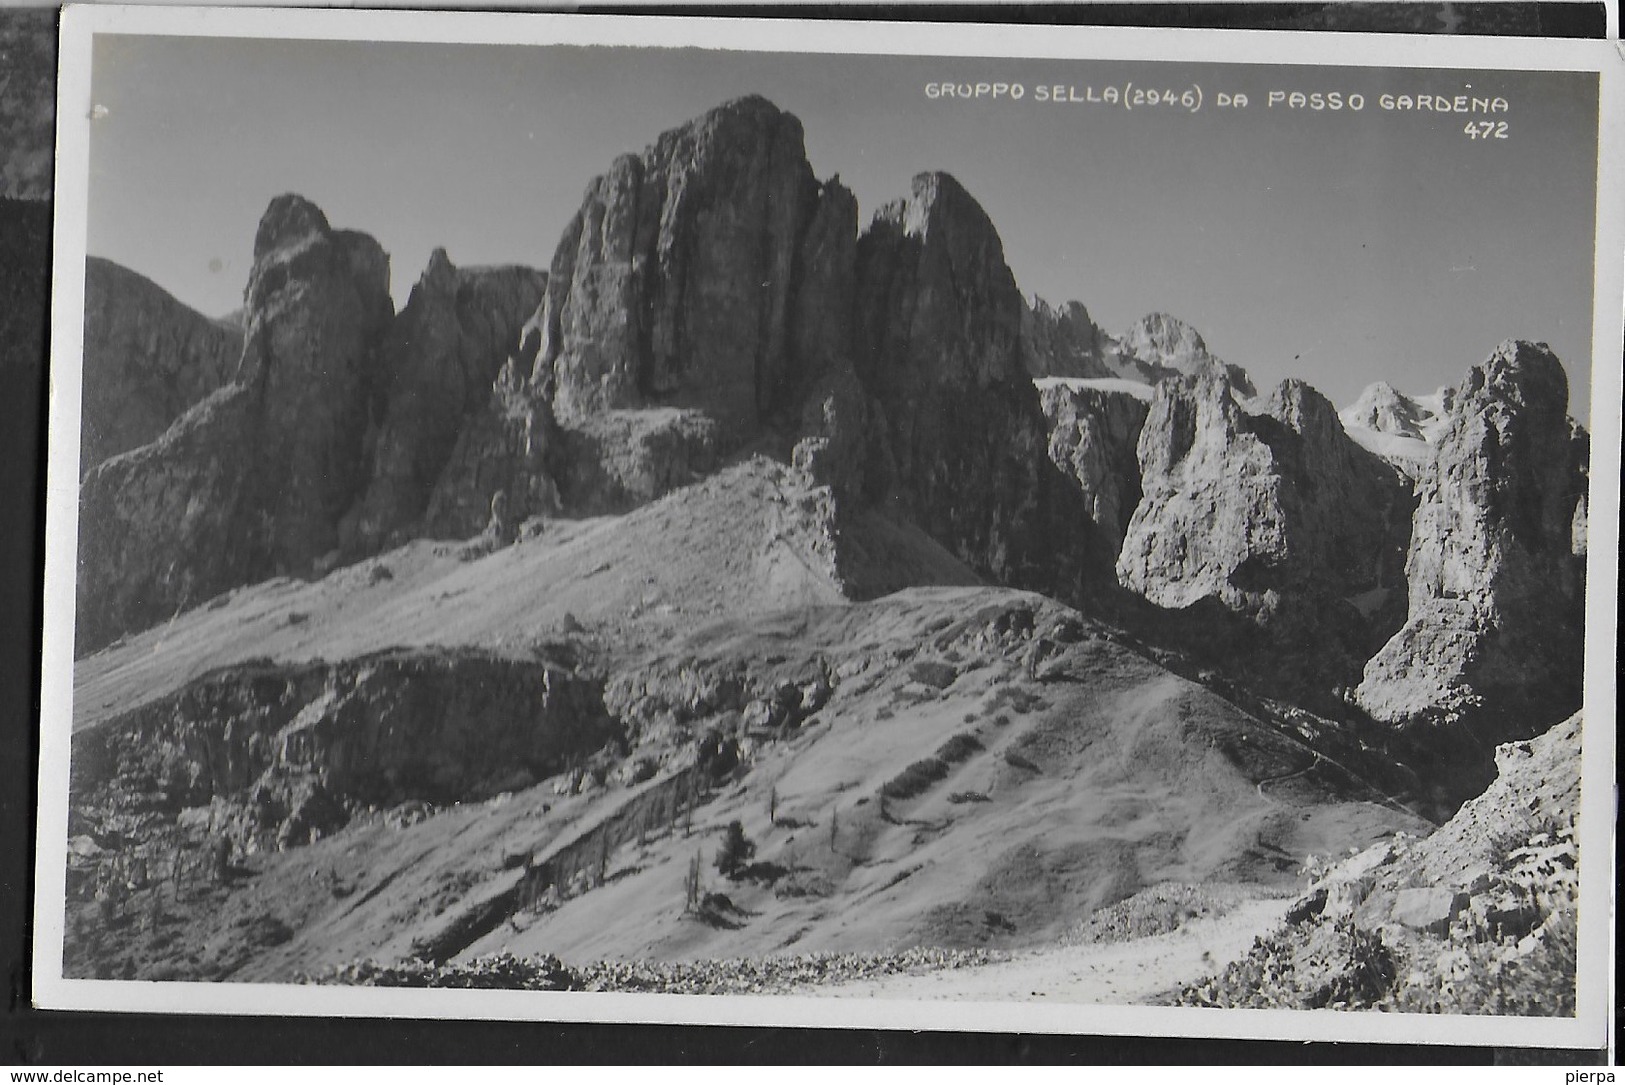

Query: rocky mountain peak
[[1342, 380, 1427, 438], [1115, 312, 1256, 396], [1118, 363, 1413, 691], [79, 257, 244, 471], [77, 195, 396, 652], [1121, 311, 1209, 366], [1356, 339, 1586, 739], [1021, 296, 1114, 380], [534, 92, 819, 428], [1265, 376, 1342, 435], [857, 170, 1024, 393], [252, 193, 332, 261]]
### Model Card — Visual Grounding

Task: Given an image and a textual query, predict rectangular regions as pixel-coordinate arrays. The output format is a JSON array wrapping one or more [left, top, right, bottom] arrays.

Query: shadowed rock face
[[852, 172, 1096, 598], [76, 195, 394, 653], [80, 258, 243, 471], [1037, 381, 1150, 554], [70, 650, 615, 854], [1022, 298, 1115, 380], [1357, 340, 1588, 736], [342, 249, 546, 551]]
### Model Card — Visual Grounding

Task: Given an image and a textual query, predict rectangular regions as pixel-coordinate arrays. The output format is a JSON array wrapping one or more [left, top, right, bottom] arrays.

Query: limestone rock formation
[[1111, 368, 1417, 695], [1116, 370, 1412, 649], [1356, 341, 1587, 734], [76, 195, 393, 653], [1036, 380, 1150, 552], [80, 257, 243, 471], [342, 249, 545, 551], [420, 359, 563, 539], [532, 95, 823, 430], [1118, 312, 1256, 396], [428, 98, 860, 529], [71, 650, 614, 853], [1022, 298, 1115, 379], [852, 172, 1095, 596]]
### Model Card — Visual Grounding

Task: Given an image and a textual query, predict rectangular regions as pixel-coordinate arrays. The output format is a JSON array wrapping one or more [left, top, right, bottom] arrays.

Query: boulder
[[1388, 885, 1468, 936], [1356, 341, 1587, 735]]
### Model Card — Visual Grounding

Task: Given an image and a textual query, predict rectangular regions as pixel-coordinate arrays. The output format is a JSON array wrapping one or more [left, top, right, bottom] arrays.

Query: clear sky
[[86, 34, 1600, 420]]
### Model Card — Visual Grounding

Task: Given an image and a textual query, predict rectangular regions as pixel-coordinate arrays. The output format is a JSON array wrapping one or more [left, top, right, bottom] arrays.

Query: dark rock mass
[[851, 172, 1096, 595], [532, 95, 821, 430], [342, 249, 545, 551], [1022, 298, 1115, 379], [76, 195, 394, 654], [80, 257, 244, 471], [71, 650, 615, 853], [1356, 340, 1587, 737], [430, 98, 859, 530]]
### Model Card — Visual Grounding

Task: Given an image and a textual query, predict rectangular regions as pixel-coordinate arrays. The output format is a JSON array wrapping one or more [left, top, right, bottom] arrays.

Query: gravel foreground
[[305, 946, 1006, 995]]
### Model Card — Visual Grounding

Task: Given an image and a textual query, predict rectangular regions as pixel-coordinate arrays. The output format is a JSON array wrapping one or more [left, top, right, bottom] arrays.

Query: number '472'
[[1465, 121, 1509, 140]]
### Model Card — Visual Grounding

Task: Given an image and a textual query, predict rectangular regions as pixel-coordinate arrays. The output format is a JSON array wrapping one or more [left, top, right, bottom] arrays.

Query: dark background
[[1, 1, 1613, 1065]]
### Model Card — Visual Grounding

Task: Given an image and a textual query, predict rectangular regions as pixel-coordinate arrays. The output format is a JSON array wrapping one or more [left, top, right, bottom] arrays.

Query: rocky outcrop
[[342, 250, 545, 551], [70, 650, 615, 852], [1356, 341, 1587, 734], [80, 258, 243, 470], [76, 195, 394, 654], [1118, 371, 1411, 623], [532, 95, 824, 430], [852, 172, 1095, 595], [1022, 298, 1115, 379], [1118, 313, 1255, 396], [1036, 380, 1150, 552], [420, 362, 563, 539], [422, 98, 862, 531], [555, 409, 724, 516]]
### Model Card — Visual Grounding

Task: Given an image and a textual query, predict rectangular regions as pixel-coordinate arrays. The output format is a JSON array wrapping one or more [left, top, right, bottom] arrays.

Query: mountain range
[[65, 95, 1589, 998]]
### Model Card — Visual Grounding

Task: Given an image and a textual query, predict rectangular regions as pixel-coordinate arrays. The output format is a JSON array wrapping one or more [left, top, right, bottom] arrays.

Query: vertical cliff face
[[851, 172, 1093, 595], [80, 258, 243, 471], [534, 96, 821, 430], [236, 195, 395, 572], [1036, 381, 1150, 554], [342, 250, 545, 551], [1022, 298, 1115, 379], [1356, 340, 1587, 734], [1116, 371, 1412, 640], [76, 195, 394, 653]]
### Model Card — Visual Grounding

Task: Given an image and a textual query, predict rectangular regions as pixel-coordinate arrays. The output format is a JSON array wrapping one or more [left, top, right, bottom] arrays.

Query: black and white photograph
[[33, 6, 1620, 1048]]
